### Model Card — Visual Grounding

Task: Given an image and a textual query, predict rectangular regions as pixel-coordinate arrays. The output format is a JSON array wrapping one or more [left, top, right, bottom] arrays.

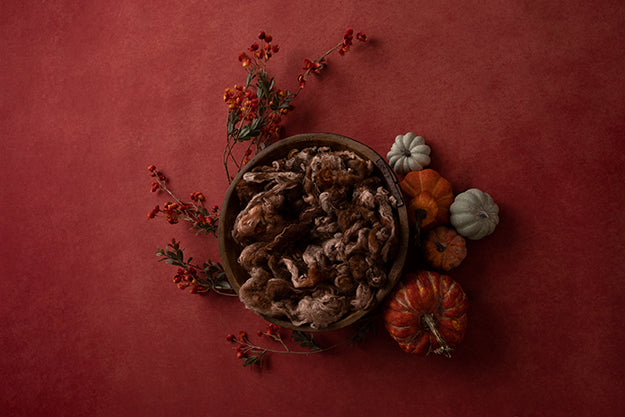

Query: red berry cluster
[[223, 84, 289, 130], [161, 202, 184, 224], [226, 331, 266, 362], [296, 27, 368, 89], [226, 324, 286, 366], [238, 31, 280, 68], [147, 165, 219, 235], [147, 205, 160, 219], [173, 267, 204, 293], [339, 28, 367, 55], [156, 239, 232, 295], [224, 32, 293, 147], [224, 85, 258, 115], [148, 164, 167, 192], [257, 323, 281, 338], [172, 264, 227, 294]]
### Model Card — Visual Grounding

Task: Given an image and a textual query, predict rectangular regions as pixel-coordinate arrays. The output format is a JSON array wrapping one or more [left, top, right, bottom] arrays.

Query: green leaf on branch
[[238, 125, 250, 140], [242, 350, 266, 367], [250, 117, 262, 131], [291, 331, 321, 351]]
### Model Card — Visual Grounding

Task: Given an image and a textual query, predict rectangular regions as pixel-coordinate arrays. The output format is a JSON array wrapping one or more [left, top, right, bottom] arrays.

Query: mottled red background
[[2, 1, 624, 416]]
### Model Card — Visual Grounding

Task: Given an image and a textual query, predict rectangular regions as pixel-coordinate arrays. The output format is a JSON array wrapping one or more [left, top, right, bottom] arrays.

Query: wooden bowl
[[218, 133, 409, 332]]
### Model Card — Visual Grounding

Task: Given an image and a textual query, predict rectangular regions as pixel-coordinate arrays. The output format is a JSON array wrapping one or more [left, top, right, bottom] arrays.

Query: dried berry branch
[[156, 239, 235, 296], [147, 165, 220, 236], [147, 165, 234, 295], [223, 28, 368, 182], [228, 314, 378, 368]]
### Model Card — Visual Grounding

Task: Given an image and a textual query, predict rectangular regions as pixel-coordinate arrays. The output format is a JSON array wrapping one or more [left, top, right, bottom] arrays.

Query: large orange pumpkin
[[383, 270, 468, 356], [399, 169, 453, 229], [423, 226, 467, 271]]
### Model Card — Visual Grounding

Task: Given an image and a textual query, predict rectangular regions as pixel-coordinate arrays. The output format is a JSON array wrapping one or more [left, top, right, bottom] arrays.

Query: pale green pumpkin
[[450, 188, 499, 240], [387, 132, 431, 175]]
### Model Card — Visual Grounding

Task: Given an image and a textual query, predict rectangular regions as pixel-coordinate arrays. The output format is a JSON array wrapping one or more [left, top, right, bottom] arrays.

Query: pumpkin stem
[[422, 313, 454, 358]]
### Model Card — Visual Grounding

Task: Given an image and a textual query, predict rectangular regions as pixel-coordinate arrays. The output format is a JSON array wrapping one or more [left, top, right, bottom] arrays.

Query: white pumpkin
[[387, 132, 431, 175], [450, 188, 499, 240]]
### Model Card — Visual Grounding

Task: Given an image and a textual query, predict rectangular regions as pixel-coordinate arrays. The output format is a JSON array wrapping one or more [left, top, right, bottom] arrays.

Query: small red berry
[[147, 205, 160, 219], [297, 74, 306, 88], [268, 324, 280, 333]]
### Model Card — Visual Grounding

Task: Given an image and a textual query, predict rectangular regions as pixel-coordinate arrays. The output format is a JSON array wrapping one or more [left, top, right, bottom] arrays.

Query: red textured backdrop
[[2, 1, 624, 416]]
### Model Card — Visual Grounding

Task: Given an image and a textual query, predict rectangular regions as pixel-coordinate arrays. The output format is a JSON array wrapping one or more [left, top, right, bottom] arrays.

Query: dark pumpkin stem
[[422, 313, 454, 358]]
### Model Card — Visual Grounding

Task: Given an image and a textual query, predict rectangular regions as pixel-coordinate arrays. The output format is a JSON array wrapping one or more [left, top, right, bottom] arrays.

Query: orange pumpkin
[[423, 226, 467, 271], [399, 169, 453, 229], [383, 270, 468, 356]]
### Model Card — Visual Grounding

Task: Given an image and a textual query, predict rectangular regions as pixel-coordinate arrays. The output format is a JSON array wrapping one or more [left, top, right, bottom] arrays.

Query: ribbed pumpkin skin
[[399, 169, 453, 228], [423, 226, 467, 271], [450, 188, 499, 240], [383, 271, 468, 354], [386, 133, 431, 175]]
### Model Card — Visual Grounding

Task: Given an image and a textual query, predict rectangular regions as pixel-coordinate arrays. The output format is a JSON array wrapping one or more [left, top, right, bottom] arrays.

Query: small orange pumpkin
[[423, 226, 467, 271], [399, 169, 453, 229]]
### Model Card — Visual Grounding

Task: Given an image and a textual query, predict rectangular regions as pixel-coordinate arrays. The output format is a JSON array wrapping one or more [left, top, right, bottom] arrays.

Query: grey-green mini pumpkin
[[387, 132, 431, 175], [450, 188, 499, 240]]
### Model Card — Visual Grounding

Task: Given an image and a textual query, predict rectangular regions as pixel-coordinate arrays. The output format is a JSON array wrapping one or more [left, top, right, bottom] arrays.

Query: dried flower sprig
[[156, 239, 235, 295], [228, 314, 378, 368], [227, 325, 327, 368], [223, 28, 368, 181], [147, 165, 220, 236], [296, 28, 368, 89], [147, 165, 232, 295]]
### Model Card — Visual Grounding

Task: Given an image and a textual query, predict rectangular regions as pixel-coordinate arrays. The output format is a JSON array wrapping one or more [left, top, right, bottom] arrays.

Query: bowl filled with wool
[[219, 133, 410, 331]]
